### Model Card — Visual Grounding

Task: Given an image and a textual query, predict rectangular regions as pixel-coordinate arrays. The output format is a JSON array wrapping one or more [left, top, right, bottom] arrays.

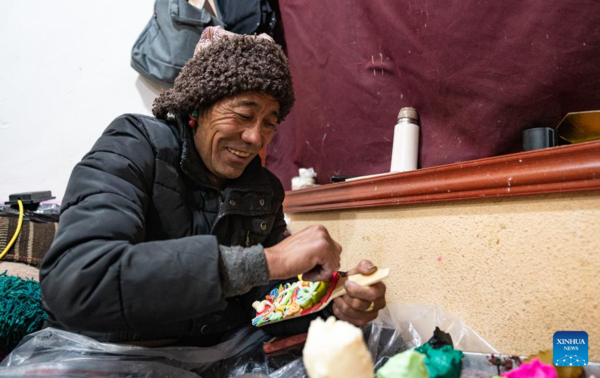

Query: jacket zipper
[[210, 191, 226, 235]]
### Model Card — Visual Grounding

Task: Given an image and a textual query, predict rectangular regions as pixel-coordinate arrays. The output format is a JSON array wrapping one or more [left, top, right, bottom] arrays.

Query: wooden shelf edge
[[283, 140, 600, 213]]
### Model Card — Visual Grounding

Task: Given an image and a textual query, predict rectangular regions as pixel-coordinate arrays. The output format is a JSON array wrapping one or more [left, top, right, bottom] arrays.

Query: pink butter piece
[[501, 358, 557, 378]]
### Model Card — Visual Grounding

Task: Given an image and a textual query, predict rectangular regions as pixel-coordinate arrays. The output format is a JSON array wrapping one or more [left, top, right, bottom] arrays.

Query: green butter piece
[[297, 286, 314, 308], [313, 281, 329, 303], [278, 288, 292, 306], [377, 350, 429, 378], [415, 343, 463, 378]]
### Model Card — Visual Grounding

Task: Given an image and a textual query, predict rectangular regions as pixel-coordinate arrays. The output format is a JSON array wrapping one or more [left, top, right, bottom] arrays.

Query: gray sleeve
[[218, 244, 270, 297]]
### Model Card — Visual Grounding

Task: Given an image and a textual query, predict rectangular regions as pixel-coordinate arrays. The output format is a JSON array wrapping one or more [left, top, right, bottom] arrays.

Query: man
[[40, 27, 386, 346]]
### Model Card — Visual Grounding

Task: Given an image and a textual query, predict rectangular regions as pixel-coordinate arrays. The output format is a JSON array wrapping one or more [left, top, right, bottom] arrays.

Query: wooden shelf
[[283, 140, 600, 213]]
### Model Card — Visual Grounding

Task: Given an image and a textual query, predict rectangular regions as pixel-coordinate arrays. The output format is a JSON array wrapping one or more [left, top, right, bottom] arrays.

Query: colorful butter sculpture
[[252, 268, 390, 327], [501, 358, 558, 378], [377, 350, 430, 378], [252, 273, 339, 327]]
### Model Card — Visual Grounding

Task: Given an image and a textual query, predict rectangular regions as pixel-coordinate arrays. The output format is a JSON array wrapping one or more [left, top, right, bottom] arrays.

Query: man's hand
[[264, 225, 342, 282], [332, 260, 387, 327]]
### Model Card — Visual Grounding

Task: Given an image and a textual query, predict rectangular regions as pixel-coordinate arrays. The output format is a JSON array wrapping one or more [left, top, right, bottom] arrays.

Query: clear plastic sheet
[[371, 303, 498, 355], [0, 326, 272, 377], [0, 304, 497, 377]]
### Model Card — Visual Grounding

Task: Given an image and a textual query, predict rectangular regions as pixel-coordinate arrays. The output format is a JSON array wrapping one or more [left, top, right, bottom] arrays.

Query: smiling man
[[40, 27, 386, 346]]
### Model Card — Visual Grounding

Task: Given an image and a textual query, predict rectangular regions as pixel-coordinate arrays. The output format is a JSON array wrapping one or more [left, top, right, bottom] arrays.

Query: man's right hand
[[264, 225, 342, 282]]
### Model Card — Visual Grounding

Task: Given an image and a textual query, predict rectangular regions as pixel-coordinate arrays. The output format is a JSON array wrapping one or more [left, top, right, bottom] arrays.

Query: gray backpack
[[131, 0, 276, 88]]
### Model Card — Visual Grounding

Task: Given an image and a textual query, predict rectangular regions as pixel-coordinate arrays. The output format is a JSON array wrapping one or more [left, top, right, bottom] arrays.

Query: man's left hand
[[331, 260, 387, 327]]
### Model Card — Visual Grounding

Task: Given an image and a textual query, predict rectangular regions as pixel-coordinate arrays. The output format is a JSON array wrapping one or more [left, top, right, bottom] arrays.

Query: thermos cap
[[398, 107, 420, 124]]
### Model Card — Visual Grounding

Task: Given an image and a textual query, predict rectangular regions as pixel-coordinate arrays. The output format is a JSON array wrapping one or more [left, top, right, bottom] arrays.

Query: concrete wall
[[288, 191, 600, 359], [0, 0, 161, 201]]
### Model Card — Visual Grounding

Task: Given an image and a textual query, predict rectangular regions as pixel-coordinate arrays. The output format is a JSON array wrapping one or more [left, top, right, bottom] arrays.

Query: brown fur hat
[[152, 35, 295, 122]]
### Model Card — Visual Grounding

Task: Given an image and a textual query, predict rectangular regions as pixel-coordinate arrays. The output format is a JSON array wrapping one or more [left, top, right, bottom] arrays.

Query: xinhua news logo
[[553, 331, 588, 366]]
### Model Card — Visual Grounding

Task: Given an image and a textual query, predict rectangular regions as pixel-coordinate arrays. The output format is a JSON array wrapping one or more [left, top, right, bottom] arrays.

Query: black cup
[[522, 127, 556, 151]]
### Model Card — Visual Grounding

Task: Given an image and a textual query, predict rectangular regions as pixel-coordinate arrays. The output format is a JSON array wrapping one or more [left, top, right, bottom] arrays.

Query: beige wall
[[288, 191, 600, 360]]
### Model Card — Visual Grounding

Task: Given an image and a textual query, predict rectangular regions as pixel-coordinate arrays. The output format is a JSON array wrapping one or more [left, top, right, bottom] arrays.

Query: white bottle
[[390, 107, 420, 172]]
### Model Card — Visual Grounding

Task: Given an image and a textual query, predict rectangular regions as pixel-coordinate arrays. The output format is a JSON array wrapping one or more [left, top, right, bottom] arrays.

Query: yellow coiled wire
[[0, 199, 24, 260]]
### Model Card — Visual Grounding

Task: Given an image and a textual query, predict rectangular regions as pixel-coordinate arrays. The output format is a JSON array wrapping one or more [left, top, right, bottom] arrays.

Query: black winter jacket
[[40, 114, 327, 343]]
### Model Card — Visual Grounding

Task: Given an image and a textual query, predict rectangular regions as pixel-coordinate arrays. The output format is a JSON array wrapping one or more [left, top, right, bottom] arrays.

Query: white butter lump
[[303, 317, 374, 378]]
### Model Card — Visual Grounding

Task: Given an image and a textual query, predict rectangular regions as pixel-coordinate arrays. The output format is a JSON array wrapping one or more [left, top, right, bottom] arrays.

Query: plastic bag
[[0, 326, 272, 377], [371, 303, 498, 355], [0, 360, 200, 377], [0, 303, 497, 377]]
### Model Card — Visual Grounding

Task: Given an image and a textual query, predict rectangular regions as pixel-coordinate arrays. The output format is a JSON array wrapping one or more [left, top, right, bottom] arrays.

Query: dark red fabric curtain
[[266, 0, 600, 190]]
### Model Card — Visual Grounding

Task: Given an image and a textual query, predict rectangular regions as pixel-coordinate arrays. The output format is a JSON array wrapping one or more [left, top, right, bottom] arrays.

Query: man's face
[[194, 92, 280, 188]]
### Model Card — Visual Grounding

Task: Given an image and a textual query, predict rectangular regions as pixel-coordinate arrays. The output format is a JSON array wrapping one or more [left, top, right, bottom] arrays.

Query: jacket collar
[[174, 116, 272, 192]]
